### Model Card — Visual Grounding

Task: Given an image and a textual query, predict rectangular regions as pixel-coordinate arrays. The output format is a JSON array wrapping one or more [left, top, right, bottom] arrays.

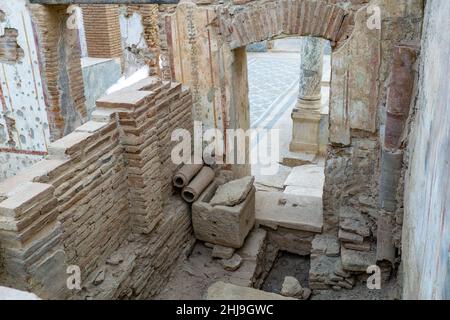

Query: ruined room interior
[[0, 0, 448, 301]]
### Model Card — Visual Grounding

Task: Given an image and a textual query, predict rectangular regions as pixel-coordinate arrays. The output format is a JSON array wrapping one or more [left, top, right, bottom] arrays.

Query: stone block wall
[[0, 76, 194, 299]]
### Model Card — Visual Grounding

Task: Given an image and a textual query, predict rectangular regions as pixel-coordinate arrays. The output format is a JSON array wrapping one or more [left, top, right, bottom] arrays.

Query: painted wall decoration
[[0, 0, 50, 180]]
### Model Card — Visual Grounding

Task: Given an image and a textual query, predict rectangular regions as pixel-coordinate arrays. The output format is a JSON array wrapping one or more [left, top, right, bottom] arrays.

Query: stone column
[[290, 37, 324, 154]]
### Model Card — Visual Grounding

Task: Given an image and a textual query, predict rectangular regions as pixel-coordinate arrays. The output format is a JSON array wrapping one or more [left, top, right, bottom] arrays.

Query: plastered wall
[[0, 0, 50, 180], [402, 0, 450, 300]]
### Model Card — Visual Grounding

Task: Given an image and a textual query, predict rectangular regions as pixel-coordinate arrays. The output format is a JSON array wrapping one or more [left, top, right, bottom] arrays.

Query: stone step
[[283, 164, 325, 192], [206, 281, 296, 300], [228, 228, 275, 289], [255, 191, 323, 233]]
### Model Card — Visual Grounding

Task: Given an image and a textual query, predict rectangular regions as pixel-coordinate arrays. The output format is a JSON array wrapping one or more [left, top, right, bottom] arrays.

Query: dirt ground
[[154, 242, 236, 300], [155, 242, 398, 300], [262, 252, 310, 293]]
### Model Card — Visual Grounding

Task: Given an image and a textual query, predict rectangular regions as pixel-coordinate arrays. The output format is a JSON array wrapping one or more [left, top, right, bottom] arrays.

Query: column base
[[289, 106, 321, 155], [289, 141, 319, 154]]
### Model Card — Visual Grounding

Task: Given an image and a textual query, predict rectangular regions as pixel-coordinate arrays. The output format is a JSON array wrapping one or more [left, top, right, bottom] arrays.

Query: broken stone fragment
[[343, 240, 371, 252], [209, 176, 255, 207], [332, 286, 342, 291], [341, 247, 377, 272], [333, 260, 351, 279], [301, 288, 312, 300], [107, 252, 124, 266], [338, 229, 364, 244], [212, 245, 235, 259], [204, 242, 214, 248], [93, 269, 105, 286], [222, 254, 242, 271], [344, 277, 355, 286], [329, 275, 344, 282], [340, 217, 371, 237], [338, 280, 353, 290], [280, 276, 303, 298]]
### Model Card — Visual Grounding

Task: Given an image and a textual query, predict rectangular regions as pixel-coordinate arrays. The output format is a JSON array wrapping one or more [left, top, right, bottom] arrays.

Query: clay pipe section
[[173, 163, 203, 188], [385, 45, 417, 150], [182, 166, 215, 203]]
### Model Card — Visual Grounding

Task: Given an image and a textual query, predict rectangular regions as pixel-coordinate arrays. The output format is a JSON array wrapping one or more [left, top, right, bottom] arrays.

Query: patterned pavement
[[247, 52, 300, 127]]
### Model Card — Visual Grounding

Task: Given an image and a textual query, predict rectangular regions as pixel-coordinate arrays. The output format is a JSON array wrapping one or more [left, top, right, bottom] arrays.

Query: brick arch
[[218, 0, 354, 50]]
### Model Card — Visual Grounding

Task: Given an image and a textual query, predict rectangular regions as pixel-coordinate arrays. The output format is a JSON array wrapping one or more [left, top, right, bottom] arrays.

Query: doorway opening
[[246, 37, 331, 191]]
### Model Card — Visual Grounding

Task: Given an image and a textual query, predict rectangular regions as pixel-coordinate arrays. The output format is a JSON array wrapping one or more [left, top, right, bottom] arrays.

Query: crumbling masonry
[[0, 0, 448, 300]]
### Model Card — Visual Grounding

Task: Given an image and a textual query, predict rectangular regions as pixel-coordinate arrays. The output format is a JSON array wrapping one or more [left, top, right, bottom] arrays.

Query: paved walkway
[[247, 39, 330, 184], [247, 39, 331, 129], [248, 52, 300, 127]]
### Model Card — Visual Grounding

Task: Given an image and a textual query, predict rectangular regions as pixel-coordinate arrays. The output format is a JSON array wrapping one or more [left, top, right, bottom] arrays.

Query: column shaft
[[290, 37, 324, 154]]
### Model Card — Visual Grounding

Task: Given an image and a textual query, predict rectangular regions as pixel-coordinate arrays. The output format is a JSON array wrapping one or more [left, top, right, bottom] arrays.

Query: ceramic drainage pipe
[[182, 166, 215, 203], [173, 163, 203, 188]]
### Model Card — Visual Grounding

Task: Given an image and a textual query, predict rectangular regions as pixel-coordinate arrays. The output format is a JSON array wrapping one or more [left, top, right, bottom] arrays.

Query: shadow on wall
[[81, 57, 122, 118]]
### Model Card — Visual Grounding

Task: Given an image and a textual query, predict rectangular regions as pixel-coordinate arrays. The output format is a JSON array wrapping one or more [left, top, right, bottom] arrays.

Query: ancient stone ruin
[[0, 0, 448, 301]]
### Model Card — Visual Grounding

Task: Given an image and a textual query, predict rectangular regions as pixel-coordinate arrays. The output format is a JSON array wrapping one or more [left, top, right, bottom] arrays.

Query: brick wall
[[0, 76, 194, 299], [30, 4, 87, 141], [120, 5, 161, 77], [80, 5, 123, 59], [0, 28, 24, 64]]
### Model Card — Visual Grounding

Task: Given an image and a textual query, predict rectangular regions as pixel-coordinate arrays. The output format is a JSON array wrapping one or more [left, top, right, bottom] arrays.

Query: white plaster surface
[[119, 10, 149, 77], [403, 0, 450, 300], [0, 286, 40, 300], [0, 0, 50, 181]]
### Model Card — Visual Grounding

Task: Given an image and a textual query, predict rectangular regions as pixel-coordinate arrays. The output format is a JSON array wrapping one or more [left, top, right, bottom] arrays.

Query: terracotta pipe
[[182, 166, 215, 203], [384, 45, 417, 150], [173, 163, 203, 188]]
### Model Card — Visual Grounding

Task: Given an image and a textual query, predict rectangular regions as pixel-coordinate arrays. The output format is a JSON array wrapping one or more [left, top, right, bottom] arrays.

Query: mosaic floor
[[247, 52, 300, 127]]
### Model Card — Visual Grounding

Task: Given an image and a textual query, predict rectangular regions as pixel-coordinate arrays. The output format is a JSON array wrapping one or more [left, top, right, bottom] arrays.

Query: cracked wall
[[119, 5, 160, 77]]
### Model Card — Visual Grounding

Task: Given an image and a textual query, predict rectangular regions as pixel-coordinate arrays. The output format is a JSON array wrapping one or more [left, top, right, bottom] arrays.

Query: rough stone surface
[[210, 176, 255, 207], [192, 180, 256, 248], [311, 234, 340, 257], [341, 247, 377, 272], [222, 254, 243, 272], [206, 282, 297, 300], [283, 164, 324, 191], [212, 245, 235, 260], [280, 276, 303, 297], [256, 191, 323, 233]]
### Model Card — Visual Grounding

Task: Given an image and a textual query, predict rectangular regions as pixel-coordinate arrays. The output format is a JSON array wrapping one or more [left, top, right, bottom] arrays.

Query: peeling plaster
[[119, 9, 153, 76], [0, 27, 25, 64], [0, 0, 50, 182]]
